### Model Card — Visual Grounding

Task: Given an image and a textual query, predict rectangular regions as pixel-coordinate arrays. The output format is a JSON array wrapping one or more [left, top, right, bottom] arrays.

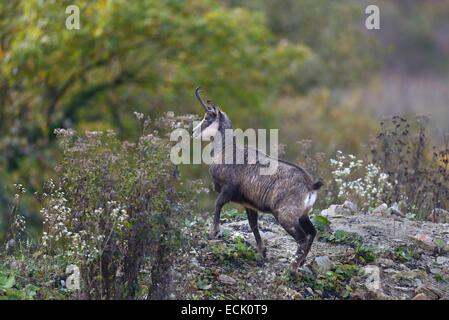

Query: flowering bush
[[371, 115, 449, 219], [38, 113, 198, 299], [330, 151, 394, 211], [2, 184, 27, 253]]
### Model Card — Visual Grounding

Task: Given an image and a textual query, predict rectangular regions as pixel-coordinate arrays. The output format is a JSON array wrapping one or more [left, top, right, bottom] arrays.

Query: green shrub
[[289, 262, 360, 299], [321, 229, 377, 263], [37, 113, 197, 299], [312, 214, 331, 233], [393, 245, 420, 262], [209, 236, 257, 263], [0, 266, 38, 300], [371, 116, 449, 219], [221, 208, 247, 222]]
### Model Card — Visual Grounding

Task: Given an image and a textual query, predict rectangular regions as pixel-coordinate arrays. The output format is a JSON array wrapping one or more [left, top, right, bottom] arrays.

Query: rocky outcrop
[[172, 204, 449, 300]]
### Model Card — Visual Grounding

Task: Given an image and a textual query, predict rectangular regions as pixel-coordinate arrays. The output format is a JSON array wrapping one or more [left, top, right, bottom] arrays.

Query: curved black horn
[[195, 86, 209, 111]]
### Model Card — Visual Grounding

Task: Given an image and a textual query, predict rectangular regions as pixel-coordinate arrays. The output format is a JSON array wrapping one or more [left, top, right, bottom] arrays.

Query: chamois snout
[[192, 111, 219, 140]]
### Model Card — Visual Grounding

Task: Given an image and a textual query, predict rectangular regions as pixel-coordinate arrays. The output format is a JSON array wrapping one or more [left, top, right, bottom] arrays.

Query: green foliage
[[232, 0, 381, 89], [434, 273, 447, 283], [221, 208, 247, 222], [353, 244, 377, 264], [393, 245, 420, 263], [1, 113, 199, 300], [289, 262, 360, 299], [0, 266, 38, 300], [321, 229, 377, 264], [0, 0, 309, 205], [1, 184, 27, 248], [326, 230, 364, 246], [209, 236, 257, 263], [312, 214, 331, 233], [280, 91, 379, 160], [278, 91, 379, 209], [371, 116, 449, 219]]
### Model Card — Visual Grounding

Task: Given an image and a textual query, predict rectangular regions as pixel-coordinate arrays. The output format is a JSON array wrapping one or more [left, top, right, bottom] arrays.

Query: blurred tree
[[278, 90, 378, 159], [228, 0, 382, 90], [0, 0, 309, 221], [373, 0, 449, 74]]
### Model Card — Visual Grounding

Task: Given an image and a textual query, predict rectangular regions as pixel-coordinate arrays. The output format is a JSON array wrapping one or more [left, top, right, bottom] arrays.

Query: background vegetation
[[1, 0, 448, 299]]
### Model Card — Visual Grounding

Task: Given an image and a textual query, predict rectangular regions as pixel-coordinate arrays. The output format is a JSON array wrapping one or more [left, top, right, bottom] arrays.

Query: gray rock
[[383, 268, 397, 274], [363, 265, 382, 294], [343, 201, 358, 213], [415, 285, 442, 300], [428, 208, 449, 223], [311, 256, 334, 274], [9, 259, 24, 270], [412, 293, 429, 300], [372, 203, 388, 216], [305, 287, 314, 295], [321, 204, 352, 217], [321, 205, 340, 217], [436, 256, 449, 265], [376, 258, 395, 267], [388, 203, 405, 217], [412, 233, 436, 251], [429, 268, 441, 275], [292, 291, 303, 300], [218, 274, 237, 285]]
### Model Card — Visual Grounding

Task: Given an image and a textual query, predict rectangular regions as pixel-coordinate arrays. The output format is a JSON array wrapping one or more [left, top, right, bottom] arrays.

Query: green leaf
[[342, 285, 352, 298], [0, 275, 15, 289], [314, 215, 331, 226], [434, 239, 446, 248]]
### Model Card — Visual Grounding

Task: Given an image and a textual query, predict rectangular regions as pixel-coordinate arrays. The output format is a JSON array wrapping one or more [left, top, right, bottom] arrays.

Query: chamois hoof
[[208, 227, 223, 240], [258, 246, 267, 259], [289, 264, 299, 277], [289, 255, 307, 275]]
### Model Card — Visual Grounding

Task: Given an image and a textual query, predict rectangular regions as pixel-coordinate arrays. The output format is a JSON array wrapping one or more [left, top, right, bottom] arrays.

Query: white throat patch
[[200, 119, 219, 140], [192, 119, 204, 139], [193, 118, 219, 140]]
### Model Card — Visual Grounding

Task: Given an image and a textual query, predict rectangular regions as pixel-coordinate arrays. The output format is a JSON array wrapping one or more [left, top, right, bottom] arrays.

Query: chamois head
[[193, 87, 231, 140]]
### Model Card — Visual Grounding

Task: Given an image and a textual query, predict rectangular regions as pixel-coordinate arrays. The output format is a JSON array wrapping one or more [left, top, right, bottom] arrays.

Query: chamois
[[193, 87, 323, 273]]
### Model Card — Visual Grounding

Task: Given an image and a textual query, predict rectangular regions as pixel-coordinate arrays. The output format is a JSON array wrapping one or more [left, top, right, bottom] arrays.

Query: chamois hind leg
[[298, 215, 317, 264], [246, 208, 266, 258], [290, 223, 310, 274], [209, 186, 233, 239], [277, 211, 309, 274]]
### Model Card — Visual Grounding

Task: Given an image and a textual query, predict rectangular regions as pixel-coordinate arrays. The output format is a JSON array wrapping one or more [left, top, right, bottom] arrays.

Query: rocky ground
[[172, 204, 449, 300]]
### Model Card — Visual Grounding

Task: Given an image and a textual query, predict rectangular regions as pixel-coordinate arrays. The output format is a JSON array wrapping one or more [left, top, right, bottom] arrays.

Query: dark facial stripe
[[201, 112, 217, 130]]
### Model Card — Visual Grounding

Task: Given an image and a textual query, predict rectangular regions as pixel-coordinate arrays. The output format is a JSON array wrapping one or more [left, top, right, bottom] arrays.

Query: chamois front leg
[[246, 208, 266, 258], [209, 186, 233, 239]]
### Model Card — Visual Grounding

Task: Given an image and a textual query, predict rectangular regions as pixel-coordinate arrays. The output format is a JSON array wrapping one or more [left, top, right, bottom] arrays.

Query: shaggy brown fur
[[194, 87, 322, 272]]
